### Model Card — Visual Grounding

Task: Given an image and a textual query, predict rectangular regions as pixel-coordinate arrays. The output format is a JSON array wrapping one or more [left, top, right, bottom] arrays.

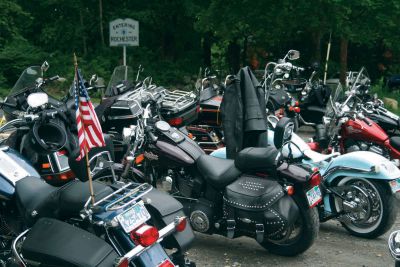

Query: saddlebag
[[21, 218, 118, 267], [223, 175, 299, 242]]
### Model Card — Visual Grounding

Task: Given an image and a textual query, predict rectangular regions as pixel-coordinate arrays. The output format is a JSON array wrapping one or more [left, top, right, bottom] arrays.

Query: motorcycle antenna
[[323, 31, 332, 85]]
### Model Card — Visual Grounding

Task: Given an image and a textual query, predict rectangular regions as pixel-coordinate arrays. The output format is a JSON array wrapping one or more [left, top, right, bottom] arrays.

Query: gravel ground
[[187, 127, 398, 267]]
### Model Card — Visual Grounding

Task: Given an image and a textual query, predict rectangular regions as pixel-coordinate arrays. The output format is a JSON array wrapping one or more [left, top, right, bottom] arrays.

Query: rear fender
[[144, 188, 194, 251], [322, 151, 400, 186]]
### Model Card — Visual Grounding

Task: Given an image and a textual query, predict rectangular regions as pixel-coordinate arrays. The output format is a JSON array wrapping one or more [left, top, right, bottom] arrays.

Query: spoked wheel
[[333, 177, 397, 238], [259, 196, 319, 256]]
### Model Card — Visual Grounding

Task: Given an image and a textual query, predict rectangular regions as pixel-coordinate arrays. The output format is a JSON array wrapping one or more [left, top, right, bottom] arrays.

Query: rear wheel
[[259, 196, 319, 256], [333, 177, 397, 238]]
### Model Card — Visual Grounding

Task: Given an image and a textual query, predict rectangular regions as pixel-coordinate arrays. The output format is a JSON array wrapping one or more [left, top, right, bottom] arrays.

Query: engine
[[345, 140, 386, 156]]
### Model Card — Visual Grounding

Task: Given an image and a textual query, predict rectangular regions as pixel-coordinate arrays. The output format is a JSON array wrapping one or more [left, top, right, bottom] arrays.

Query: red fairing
[[341, 117, 388, 145]]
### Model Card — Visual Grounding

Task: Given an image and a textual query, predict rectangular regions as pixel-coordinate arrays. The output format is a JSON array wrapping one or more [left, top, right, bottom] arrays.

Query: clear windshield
[[350, 67, 370, 90], [325, 83, 344, 118], [9, 66, 41, 96], [105, 65, 136, 96]]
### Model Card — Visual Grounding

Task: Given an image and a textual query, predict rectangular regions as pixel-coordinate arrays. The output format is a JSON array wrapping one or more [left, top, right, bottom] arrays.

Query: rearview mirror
[[27, 92, 48, 108], [41, 61, 49, 74], [287, 50, 300, 61], [274, 117, 294, 149], [89, 74, 98, 86]]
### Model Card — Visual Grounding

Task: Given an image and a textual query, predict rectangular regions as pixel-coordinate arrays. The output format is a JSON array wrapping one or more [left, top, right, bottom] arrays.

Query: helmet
[[28, 117, 67, 154]]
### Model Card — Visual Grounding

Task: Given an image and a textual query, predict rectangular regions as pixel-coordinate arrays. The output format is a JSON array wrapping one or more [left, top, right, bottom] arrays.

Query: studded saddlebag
[[223, 175, 299, 242]]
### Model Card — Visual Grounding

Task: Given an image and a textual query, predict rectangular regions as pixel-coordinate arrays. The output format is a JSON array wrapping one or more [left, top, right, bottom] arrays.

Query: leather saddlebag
[[21, 218, 118, 267], [223, 175, 299, 241]]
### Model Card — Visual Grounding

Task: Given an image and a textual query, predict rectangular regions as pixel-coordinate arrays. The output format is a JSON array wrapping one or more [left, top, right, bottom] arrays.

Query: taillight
[[175, 217, 187, 232], [309, 171, 322, 187], [294, 107, 301, 113], [158, 259, 175, 267], [295, 101, 299, 106], [135, 153, 145, 164], [130, 225, 159, 247], [116, 257, 129, 267], [168, 117, 183, 126], [285, 185, 295, 196]]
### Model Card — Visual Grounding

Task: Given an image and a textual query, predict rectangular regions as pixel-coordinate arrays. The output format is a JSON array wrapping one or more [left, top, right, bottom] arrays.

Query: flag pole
[[74, 53, 96, 205], [323, 31, 332, 85]]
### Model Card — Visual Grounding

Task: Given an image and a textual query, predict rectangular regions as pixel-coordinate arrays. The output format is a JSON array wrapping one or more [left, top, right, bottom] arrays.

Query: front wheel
[[259, 196, 319, 256], [333, 178, 397, 239]]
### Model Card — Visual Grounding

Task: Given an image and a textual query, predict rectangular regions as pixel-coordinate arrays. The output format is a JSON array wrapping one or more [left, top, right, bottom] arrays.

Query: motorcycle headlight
[[122, 125, 136, 143]]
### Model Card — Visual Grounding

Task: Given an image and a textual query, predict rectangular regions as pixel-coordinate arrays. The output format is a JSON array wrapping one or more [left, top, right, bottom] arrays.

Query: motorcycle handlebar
[[145, 126, 158, 143]]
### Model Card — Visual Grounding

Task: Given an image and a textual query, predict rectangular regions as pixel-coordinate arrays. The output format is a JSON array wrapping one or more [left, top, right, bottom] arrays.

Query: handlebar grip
[[48, 75, 60, 82]]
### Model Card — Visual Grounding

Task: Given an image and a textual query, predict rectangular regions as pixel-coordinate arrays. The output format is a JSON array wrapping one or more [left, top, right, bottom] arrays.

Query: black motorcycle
[[119, 97, 321, 256], [0, 92, 195, 267]]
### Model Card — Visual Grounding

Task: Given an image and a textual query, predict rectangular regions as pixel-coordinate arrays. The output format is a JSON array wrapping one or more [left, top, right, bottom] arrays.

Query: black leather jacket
[[221, 67, 268, 159]]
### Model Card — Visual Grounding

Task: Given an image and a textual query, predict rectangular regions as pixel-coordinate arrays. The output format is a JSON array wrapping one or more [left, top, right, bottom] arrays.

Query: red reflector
[[130, 225, 159, 247], [175, 217, 187, 232], [285, 185, 295, 196], [294, 107, 301, 113], [309, 172, 322, 187], [196, 105, 201, 113], [295, 101, 299, 106], [168, 117, 183, 126], [288, 106, 294, 112], [57, 150, 67, 156], [117, 257, 129, 267], [158, 259, 175, 267]]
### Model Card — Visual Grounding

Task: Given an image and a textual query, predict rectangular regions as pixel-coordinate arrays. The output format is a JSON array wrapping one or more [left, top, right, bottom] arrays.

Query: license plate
[[306, 186, 322, 208], [117, 201, 151, 233], [389, 178, 400, 193]]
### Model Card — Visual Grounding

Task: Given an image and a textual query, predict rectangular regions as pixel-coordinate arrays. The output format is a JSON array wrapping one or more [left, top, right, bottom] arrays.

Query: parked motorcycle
[[310, 71, 400, 167], [119, 91, 322, 256], [388, 230, 400, 266], [0, 92, 195, 266], [212, 115, 400, 238]]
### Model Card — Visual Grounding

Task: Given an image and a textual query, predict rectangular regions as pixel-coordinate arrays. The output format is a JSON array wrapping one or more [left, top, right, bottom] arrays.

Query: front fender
[[322, 151, 400, 185]]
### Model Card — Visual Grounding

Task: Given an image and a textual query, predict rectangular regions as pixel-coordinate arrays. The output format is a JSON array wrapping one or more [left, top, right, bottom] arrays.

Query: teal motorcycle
[[211, 116, 400, 238]]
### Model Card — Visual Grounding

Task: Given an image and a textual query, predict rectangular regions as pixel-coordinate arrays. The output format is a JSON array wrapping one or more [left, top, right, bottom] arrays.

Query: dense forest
[[1, 0, 400, 93]]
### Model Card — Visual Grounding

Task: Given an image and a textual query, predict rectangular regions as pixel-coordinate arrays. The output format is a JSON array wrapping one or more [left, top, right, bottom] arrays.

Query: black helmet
[[28, 117, 67, 154]]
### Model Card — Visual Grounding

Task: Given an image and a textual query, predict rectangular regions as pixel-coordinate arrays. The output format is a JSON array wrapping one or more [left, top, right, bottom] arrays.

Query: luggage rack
[[86, 182, 153, 212], [162, 90, 196, 110]]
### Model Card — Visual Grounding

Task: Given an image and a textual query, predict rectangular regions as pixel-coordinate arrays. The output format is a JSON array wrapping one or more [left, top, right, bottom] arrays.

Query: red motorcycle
[[309, 75, 400, 166]]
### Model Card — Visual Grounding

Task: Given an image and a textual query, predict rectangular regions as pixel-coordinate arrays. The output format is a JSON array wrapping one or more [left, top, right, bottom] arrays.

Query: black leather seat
[[390, 136, 400, 151], [197, 155, 241, 188], [235, 147, 280, 173], [15, 176, 113, 226]]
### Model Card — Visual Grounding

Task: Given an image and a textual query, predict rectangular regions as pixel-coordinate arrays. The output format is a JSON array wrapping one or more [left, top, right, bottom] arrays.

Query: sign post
[[110, 18, 139, 66]]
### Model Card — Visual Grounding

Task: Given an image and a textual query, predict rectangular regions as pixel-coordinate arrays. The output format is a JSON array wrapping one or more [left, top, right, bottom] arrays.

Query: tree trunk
[[339, 37, 348, 85], [79, 10, 88, 56], [311, 30, 322, 62], [99, 0, 105, 46], [242, 36, 248, 66], [227, 39, 240, 73], [203, 32, 212, 68]]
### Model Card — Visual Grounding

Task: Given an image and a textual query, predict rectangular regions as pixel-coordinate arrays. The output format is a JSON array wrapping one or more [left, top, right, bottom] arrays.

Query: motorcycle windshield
[[325, 83, 344, 119], [105, 65, 136, 96], [9, 66, 41, 97], [350, 67, 370, 90]]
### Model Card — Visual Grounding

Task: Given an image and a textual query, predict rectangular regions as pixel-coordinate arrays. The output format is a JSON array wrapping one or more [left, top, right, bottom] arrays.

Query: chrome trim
[[0, 119, 23, 134], [323, 165, 373, 179], [123, 217, 184, 261], [12, 229, 29, 267], [197, 141, 221, 145]]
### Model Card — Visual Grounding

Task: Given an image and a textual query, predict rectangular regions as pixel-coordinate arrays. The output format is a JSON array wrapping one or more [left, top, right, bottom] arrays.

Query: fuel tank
[[0, 147, 40, 199], [342, 117, 388, 145], [154, 140, 195, 166]]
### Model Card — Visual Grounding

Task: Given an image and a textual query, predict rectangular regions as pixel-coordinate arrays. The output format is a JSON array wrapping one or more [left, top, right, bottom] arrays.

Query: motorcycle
[[119, 90, 322, 256], [0, 92, 195, 267], [310, 70, 400, 167], [212, 115, 400, 238], [388, 230, 400, 266]]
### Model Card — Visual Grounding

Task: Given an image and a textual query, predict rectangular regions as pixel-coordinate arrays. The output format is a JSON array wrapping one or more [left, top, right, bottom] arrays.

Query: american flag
[[74, 69, 105, 160]]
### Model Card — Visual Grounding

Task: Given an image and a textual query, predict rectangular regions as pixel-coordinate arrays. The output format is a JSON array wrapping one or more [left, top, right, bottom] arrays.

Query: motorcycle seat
[[390, 136, 400, 151], [197, 155, 241, 188], [15, 176, 113, 226], [235, 147, 280, 173]]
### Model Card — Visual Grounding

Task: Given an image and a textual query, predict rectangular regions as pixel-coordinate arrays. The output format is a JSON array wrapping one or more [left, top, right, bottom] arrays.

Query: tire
[[259, 196, 319, 256], [333, 178, 397, 239], [283, 111, 299, 132]]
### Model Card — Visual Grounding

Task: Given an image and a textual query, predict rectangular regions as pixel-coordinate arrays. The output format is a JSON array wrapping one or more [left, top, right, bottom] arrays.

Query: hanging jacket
[[221, 66, 268, 159]]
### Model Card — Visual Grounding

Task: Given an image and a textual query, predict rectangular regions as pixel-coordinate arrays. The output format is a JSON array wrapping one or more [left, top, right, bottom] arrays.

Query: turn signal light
[[130, 225, 159, 247], [158, 259, 175, 267], [175, 217, 187, 232], [168, 117, 183, 126], [135, 154, 145, 164], [116, 257, 129, 267], [309, 172, 322, 187], [285, 185, 295, 196]]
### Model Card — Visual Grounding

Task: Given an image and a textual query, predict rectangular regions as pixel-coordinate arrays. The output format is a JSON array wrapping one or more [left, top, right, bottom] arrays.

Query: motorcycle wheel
[[333, 177, 397, 239], [259, 196, 319, 256]]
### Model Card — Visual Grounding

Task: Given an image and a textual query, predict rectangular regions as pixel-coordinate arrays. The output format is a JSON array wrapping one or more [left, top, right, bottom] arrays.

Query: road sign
[[109, 18, 139, 47]]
